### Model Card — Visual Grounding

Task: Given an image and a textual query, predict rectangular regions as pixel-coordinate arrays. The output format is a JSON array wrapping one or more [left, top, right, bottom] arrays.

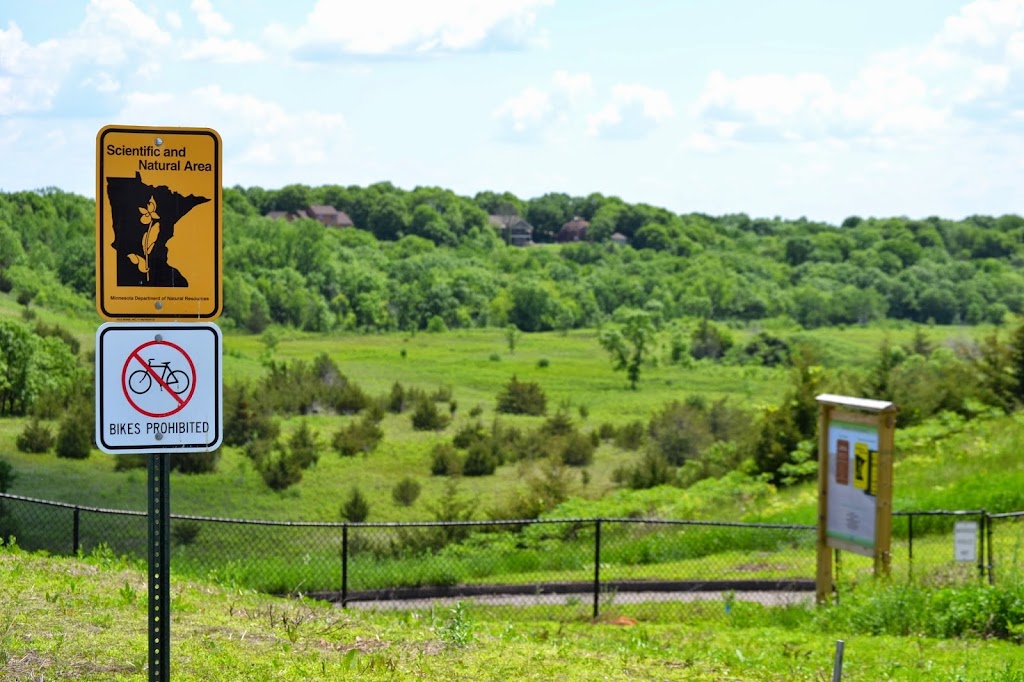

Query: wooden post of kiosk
[[815, 394, 897, 604]]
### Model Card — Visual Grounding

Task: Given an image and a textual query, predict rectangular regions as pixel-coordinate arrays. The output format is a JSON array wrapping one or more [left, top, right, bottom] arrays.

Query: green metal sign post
[[147, 453, 171, 682]]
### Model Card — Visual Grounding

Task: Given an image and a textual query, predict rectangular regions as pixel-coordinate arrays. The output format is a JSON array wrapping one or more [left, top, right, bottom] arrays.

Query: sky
[[2, 0, 1023, 224]]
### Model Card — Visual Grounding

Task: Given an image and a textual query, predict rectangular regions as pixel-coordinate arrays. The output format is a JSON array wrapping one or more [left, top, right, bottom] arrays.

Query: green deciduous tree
[[599, 309, 656, 389]]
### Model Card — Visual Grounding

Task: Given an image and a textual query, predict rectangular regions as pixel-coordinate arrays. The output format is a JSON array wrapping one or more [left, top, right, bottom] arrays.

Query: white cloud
[[267, 0, 551, 58], [165, 11, 183, 30], [587, 84, 674, 138], [691, 0, 1024, 152], [116, 86, 349, 183], [182, 38, 264, 63], [0, 1, 171, 115], [493, 87, 552, 137], [82, 71, 120, 93], [191, 0, 232, 36], [552, 69, 592, 102]]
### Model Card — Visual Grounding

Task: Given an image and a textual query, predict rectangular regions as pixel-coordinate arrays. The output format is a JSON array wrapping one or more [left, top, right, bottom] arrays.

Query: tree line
[[3, 185, 1024, 337]]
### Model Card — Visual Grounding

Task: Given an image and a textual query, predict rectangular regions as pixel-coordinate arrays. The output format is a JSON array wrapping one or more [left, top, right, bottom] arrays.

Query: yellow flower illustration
[[139, 196, 159, 225], [128, 196, 160, 282]]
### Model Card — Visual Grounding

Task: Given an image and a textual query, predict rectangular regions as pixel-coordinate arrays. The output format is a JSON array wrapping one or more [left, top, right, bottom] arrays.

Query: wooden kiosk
[[815, 394, 897, 604]]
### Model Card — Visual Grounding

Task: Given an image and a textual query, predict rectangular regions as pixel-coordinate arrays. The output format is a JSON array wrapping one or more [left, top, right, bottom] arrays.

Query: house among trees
[[611, 232, 629, 246], [265, 205, 354, 228], [489, 214, 534, 246], [557, 216, 590, 242]]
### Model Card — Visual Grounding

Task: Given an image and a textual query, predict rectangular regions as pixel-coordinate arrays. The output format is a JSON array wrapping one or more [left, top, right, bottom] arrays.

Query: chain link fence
[[2, 492, 1021, 619]]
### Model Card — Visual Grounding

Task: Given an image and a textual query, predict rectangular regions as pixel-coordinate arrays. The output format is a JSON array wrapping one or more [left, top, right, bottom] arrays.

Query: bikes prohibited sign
[[96, 323, 222, 454]]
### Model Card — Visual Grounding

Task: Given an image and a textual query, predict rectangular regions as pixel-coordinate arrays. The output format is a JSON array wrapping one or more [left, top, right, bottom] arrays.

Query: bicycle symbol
[[128, 359, 191, 396]]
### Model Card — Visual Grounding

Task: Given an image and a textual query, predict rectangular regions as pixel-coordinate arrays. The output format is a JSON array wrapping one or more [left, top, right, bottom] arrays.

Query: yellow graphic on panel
[[853, 442, 869, 491]]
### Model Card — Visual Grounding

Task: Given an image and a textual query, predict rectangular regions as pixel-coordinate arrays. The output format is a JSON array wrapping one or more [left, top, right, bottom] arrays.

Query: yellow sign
[[853, 442, 869, 491], [96, 125, 222, 321]]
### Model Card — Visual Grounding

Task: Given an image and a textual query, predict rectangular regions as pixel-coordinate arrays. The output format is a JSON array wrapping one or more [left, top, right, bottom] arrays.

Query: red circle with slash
[[120, 339, 197, 418]]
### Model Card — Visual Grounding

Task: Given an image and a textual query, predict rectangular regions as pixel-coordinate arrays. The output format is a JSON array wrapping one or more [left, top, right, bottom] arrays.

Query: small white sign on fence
[[954, 521, 978, 563]]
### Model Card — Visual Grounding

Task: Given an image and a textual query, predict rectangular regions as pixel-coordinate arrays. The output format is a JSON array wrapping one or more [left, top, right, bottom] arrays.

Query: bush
[[452, 421, 488, 449], [171, 520, 201, 546], [690, 319, 733, 360], [392, 477, 422, 507], [248, 438, 303, 490], [0, 458, 15, 492], [114, 455, 147, 472], [540, 409, 574, 437], [613, 420, 646, 450], [0, 458, 17, 542], [559, 432, 595, 467], [55, 406, 92, 459], [462, 441, 498, 476], [332, 416, 384, 456], [257, 449, 303, 490], [16, 418, 54, 453], [411, 397, 450, 431], [613, 451, 676, 489], [430, 443, 462, 476], [386, 382, 406, 413], [341, 487, 370, 522], [495, 375, 547, 415], [171, 450, 220, 474], [223, 383, 279, 446], [287, 421, 320, 469]]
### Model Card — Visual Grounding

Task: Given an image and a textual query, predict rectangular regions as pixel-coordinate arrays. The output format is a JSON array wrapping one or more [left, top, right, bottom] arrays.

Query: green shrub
[[16, 418, 54, 453], [452, 421, 488, 449], [462, 442, 498, 476], [540, 409, 574, 437], [223, 383, 279, 446], [559, 432, 595, 467], [332, 416, 384, 456], [426, 315, 448, 333], [0, 458, 15, 492], [392, 477, 422, 507], [171, 520, 202, 546], [257, 450, 303, 491], [0, 458, 17, 542], [430, 443, 462, 476], [248, 438, 303, 490], [341, 487, 370, 522], [690, 319, 733, 360], [537, 358, 550, 368], [411, 397, 450, 431], [171, 450, 220, 475], [495, 375, 547, 415], [287, 421, 320, 469], [114, 455, 147, 472], [613, 420, 646, 450], [613, 451, 676, 489], [55, 406, 92, 459], [386, 382, 407, 413]]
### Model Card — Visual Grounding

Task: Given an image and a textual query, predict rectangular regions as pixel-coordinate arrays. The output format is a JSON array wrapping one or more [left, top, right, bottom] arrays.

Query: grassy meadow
[[0, 287, 1000, 524]]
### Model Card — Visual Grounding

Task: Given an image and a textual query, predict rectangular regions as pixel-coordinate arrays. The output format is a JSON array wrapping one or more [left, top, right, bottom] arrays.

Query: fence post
[[72, 506, 80, 556], [986, 512, 995, 586], [341, 523, 349, 609], [978, 511, 986, 582], [593, 518, 602, 620], [907, 514, 913, 582]]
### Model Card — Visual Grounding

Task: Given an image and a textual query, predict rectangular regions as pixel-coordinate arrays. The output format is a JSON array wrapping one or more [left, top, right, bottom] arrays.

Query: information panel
[[826, 419, 880, 554]]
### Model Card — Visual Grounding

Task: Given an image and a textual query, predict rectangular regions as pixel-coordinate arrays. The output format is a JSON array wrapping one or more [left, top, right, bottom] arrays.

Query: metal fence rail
[[2, 492, 1021, 619]]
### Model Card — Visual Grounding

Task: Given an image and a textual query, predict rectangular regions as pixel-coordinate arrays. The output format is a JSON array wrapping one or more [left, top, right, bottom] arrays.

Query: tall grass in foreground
[[3, 542, 1024, 681]]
